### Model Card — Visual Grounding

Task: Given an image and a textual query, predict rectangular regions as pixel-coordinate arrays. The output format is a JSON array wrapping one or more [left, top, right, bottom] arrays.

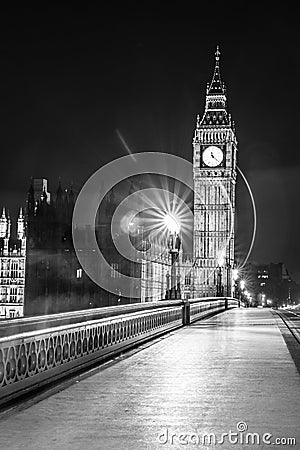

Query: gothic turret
[[0, 208, 9, 238], [7, 211, 11, 239], [55, 179, 64, 208], [17, 208, 25, 239], [56, 179, 63, 201]]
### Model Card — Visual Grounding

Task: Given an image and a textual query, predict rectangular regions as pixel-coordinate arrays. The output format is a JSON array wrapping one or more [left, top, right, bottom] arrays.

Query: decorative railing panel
[[0, 306, 183, 406], [0, 297, 241, 407]]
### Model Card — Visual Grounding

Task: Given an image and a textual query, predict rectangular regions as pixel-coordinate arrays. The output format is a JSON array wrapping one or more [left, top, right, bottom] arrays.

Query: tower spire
[[207, 45, 225, 95], [194, 45, 230, 130], [57, 178, 63, 197]]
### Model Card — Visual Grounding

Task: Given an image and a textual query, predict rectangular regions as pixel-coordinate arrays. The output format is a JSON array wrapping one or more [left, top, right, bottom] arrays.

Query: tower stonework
[[193, 47, 237, 297], [0, 208, 26, 318]]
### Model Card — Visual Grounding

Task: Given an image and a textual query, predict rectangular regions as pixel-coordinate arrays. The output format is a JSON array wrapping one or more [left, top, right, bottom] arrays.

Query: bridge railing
[[0, 297, 240, 408]]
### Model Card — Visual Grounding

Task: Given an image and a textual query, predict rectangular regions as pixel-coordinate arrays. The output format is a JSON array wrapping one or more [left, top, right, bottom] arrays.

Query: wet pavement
[[0, 308, 299, 450]]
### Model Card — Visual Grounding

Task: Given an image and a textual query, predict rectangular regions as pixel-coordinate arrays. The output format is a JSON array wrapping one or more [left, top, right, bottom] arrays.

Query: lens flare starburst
[[131, 185, 193, 250], [163, 213, 180, 234]]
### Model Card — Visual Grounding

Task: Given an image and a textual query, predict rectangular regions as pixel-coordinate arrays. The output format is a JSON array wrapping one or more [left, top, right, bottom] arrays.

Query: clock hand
[[210, 151, 222, 165]]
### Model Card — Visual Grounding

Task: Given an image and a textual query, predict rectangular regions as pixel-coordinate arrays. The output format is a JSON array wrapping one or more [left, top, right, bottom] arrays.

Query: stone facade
[[0, 208, 26, 318]]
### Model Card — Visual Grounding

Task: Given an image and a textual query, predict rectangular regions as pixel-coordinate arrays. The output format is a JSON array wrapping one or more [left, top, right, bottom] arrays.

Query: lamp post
[[245, 291, 252, 307], [226, 262, 231, 297], [165, 272, 170, 300], [165, 214, 181, 300], [168, 230, 181, 299], [217, 254, 225, 297], [240, 280, 245, 304], [232, 268, 239, 299], [217, 265, 222, 297]]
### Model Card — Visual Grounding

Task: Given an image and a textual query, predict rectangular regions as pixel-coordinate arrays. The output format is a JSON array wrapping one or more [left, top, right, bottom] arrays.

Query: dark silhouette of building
[[25, 178, 148, 315], [25, 178, 118, 315], [245, 262, 296, 307]]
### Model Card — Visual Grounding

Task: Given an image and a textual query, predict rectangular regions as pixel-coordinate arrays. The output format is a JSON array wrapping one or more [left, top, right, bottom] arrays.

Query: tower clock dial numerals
[[202, 145, 224, 167]]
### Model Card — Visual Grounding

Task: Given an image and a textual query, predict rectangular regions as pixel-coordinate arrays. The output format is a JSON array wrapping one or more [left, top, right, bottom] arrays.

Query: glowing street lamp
[[240, 280, 246, 290], [163, 214, 180, 235]]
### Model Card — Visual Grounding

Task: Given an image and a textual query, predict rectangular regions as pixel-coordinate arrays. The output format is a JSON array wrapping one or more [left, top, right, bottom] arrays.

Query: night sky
[[1, 7, 299, 281]]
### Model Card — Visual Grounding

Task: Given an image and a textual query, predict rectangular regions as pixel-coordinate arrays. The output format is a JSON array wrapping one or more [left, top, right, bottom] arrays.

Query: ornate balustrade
[[0, 297, 240, 407], [189, 298, 226, 323]]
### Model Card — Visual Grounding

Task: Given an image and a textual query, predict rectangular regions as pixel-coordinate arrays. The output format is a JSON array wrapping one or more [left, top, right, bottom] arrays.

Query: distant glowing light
[[218, 253, 225, 267], [163, 213, 180, 234], [233, 269, 239, 281], [240, 280, 245, 290]]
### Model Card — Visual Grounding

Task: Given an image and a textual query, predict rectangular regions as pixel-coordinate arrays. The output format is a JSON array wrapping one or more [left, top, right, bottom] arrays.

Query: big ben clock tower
[[193, 47, 237, 297]]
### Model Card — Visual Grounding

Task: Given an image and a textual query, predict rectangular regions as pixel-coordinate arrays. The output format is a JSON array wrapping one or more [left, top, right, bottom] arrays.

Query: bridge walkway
[[0, 308, 299, 449]]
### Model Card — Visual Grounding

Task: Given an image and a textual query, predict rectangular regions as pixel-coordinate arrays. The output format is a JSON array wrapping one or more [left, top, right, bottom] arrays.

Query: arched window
[[10, 287, 17, 302], [11, 261, 18, 278]]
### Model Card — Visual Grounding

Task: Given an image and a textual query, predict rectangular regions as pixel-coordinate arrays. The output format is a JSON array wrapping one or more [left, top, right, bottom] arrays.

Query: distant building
[[0, 208, 26, 318], [246, 262, 293, 307], [32, 178, 51, 205]]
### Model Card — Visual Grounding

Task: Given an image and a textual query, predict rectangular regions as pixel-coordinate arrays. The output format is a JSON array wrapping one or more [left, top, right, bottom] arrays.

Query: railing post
[[182, 300, 190, 326], [225, 297, 228, 310]]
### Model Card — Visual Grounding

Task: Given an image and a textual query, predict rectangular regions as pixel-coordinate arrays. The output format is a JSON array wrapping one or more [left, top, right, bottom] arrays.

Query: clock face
[[202, 146, 224, 167]]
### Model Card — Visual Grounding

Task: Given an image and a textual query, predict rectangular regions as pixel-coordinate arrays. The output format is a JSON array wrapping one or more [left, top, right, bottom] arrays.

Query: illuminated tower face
[[193, 47, 237, 297]]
